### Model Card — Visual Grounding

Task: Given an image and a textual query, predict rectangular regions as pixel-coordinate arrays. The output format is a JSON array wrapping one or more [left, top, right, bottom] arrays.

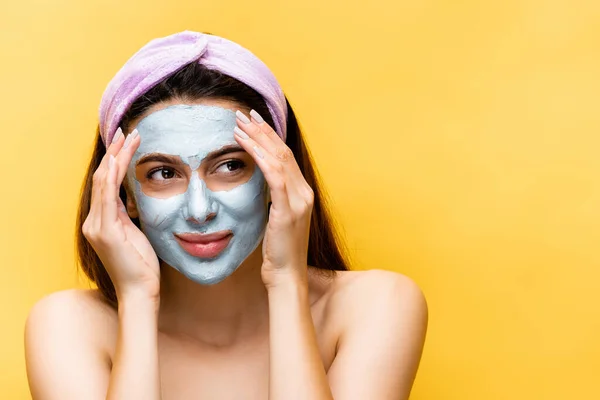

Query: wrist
[[115, 279, 160, 300], [117, 287, 160, 312], [263, 267, 308, 292]]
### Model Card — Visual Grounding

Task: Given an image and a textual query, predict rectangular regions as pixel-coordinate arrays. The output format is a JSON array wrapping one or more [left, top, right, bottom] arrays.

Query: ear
[[126, 196, 139, 219], [124, 189, 139, 219]]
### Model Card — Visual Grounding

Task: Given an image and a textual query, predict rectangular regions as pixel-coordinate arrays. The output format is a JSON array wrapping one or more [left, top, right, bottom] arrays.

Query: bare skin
[[26, 269, 426, 400], [24, 100, 428, 400]]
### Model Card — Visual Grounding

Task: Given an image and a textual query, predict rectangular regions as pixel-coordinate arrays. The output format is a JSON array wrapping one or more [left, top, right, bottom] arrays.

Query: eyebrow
[[136, 153, 182, 167], [135, 145, 246, 167], [204, 144, 246, 162]]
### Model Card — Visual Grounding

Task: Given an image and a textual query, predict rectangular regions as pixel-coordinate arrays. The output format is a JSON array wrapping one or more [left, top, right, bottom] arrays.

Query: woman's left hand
[[233, 109, 313, 288]]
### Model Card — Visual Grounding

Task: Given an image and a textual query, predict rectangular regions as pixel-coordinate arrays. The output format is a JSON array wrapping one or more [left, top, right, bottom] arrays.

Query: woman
[[25, 31, 428, 399]]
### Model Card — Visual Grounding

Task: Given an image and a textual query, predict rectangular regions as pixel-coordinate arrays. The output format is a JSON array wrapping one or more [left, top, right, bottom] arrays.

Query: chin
[[177, 265, 238, 285]]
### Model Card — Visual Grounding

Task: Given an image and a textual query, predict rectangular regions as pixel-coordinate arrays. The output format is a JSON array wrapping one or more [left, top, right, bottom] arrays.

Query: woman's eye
[[148, 167, 176, 181], [216, 160, 245, 174]]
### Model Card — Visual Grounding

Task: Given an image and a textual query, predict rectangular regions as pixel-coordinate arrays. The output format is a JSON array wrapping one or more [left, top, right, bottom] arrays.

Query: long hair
[[76, 62, 350, 306]]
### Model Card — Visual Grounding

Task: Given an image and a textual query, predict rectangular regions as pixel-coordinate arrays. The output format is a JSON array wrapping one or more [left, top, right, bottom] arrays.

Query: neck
[[157, 248, 269, 347]]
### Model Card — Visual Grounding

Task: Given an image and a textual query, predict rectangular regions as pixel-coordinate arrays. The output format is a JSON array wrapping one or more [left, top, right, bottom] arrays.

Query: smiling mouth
[[174, 231, 233, 259]]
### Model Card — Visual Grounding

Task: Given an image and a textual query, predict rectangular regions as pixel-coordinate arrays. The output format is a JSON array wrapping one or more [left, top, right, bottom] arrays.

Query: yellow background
[[1, 0, 599, 399]]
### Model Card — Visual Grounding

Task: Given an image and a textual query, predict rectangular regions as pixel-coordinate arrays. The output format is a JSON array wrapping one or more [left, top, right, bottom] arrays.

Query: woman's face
[[125, 100, 268, 285]]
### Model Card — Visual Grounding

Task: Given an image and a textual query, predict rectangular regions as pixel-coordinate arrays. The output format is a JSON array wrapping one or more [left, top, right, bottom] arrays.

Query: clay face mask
[[127, 104, 268, 284]]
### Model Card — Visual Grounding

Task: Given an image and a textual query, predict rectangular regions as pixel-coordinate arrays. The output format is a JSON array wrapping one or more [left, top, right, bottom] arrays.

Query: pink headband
[[98, 31, 288, 146]]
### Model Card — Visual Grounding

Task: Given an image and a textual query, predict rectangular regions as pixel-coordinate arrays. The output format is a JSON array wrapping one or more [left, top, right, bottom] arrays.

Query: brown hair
[[76, 62, 350, 306]]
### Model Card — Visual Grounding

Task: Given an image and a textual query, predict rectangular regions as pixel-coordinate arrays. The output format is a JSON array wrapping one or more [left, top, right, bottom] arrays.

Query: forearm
[[106, 293, 161, 400], [267, 274, 333, 400]]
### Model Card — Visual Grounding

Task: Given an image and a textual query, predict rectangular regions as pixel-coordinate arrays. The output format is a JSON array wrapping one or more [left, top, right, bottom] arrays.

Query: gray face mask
[[127, 105, 268, 284]]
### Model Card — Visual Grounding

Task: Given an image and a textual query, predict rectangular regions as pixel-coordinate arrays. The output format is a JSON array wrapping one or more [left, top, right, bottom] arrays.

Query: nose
[[185, 173, 218, 224]]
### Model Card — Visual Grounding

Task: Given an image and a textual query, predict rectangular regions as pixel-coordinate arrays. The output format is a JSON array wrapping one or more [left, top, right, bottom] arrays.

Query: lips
[[174, 231, 233, 259]]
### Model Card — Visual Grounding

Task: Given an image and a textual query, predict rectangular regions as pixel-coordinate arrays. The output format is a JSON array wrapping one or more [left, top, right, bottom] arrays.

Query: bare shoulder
[[25, 290, 117, 398], [322, 270, 428, 398], [328, 269, 427, 315], [314, 269, 428, 341], [25, 288, 117, 362], [27, 288, 116, 330]]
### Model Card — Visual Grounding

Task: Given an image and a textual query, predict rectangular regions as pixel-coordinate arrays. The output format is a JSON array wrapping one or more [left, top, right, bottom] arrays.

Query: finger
[[249, 109, 286, 146], [235, 110, 280, 155], [100, 154, 119, 229], [280, 173, 313, 217], [236, 109, 308, 184], [89, 127, 126, 229], [114, 128, 140, 185], [92, 126, 125, 205], [103, 129, 140, 231], [235, 110, 313, 216], [88, 171, 102, 233], [100, 127, 126, 171], [233, 130, 291, 213], [247, 109, 301, 175], [234, 108, 313, 216]]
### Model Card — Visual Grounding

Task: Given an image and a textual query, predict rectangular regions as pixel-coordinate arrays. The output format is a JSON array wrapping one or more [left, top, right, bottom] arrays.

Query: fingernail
[[250, 110, 264, 124], [233, 126, 249, 139], [112, 127, 123, 144], [236, 110, 251, 124], [108, 155, 115, 170], [123, 134, 133, 149], [131, 128, 139, 139], [253, 146, 264, 159]]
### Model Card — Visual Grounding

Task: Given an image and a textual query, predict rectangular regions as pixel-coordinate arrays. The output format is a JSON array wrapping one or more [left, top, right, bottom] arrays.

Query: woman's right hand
[[82, 128, 161, 301]]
